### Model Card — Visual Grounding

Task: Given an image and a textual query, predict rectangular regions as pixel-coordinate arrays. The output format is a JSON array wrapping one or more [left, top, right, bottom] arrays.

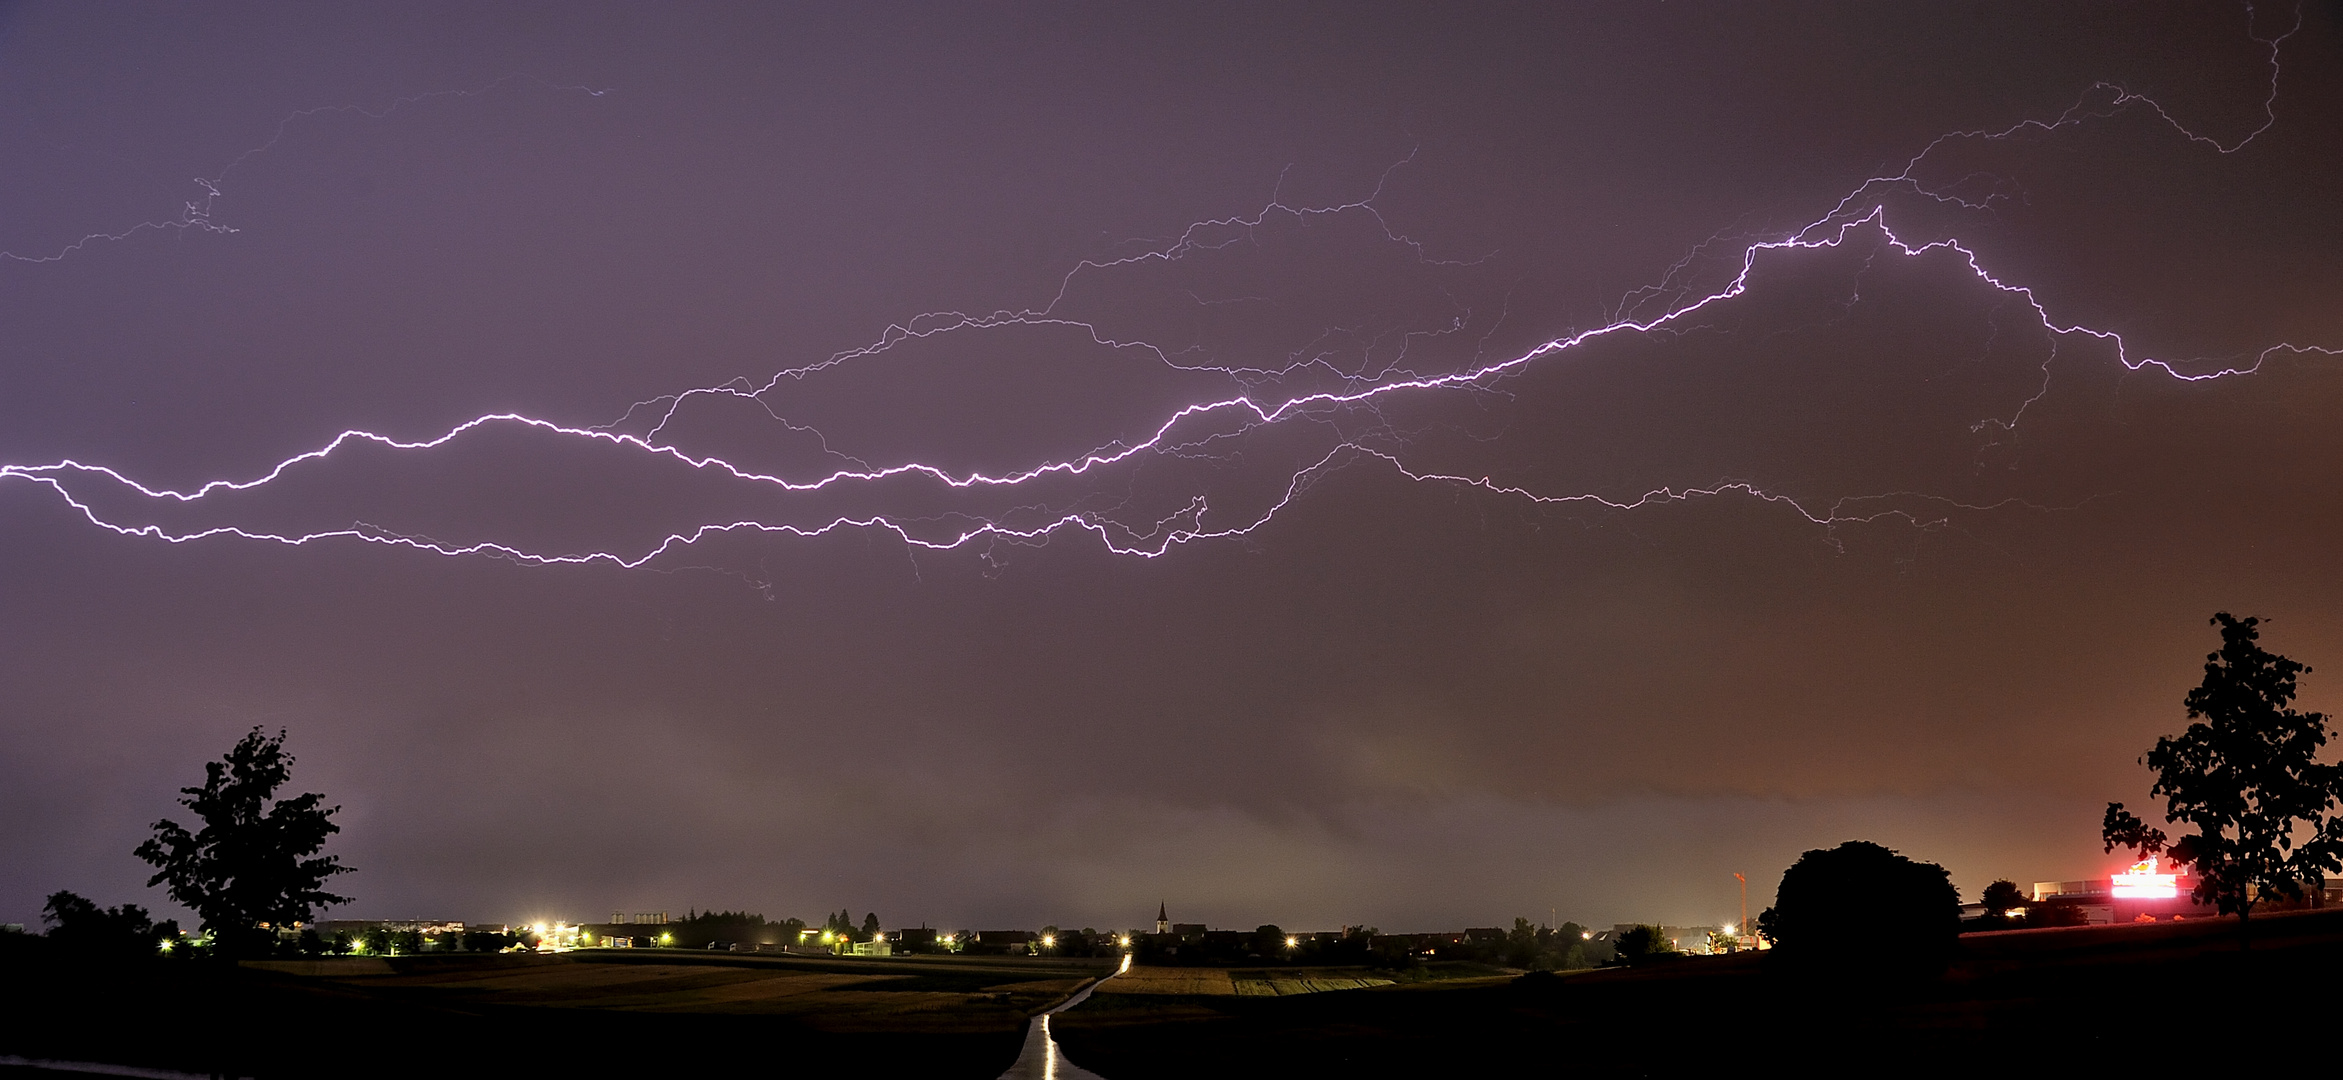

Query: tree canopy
[[1979, 880, 2026, 917], [1612, 924, 1678, 964], [133, 728, 351, 957], [42, 891, 177, 959], [1759, 840, 1960, 979], [2104, 613, 2343, 929]]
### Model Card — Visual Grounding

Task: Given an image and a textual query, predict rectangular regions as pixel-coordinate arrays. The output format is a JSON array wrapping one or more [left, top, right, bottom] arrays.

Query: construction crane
[[1733, 872, 1749, 948]]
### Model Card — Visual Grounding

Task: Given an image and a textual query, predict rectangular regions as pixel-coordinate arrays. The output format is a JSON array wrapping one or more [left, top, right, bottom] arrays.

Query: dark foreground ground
[[1055, 909, 2343, 1078], [7, 912, 2343, 1078], [0, 945, 1109, 1078]]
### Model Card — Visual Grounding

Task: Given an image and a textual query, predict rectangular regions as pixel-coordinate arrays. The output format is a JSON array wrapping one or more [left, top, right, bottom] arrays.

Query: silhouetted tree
[[1979, 880, 2026, 918], [2103, 613, 2343, 940], [358, 926, 424, 956], [1613, 924, 1678, 964], [1554, 922, 1594, 969], [672, 910, 775, 948], [41, 891, 178, 958], [1502, 917, 1544, 967], [133, 728, 351, 957], [1761, 841, 1960, 980], [860, 912, 880, 939]]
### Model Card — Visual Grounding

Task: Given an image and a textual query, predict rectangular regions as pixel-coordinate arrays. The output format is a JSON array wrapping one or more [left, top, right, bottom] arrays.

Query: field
[[1052, 909, 2343, 1078], [0, 947, 1113, 1078], [1099, 965, 1398, 997], [245, 952, 1099, 1028], [10, 913, 2343, 1078]]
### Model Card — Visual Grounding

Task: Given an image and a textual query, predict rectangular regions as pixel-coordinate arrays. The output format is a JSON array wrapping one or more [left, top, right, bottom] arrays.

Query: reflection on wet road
[[996, 953, 1127, 1080]]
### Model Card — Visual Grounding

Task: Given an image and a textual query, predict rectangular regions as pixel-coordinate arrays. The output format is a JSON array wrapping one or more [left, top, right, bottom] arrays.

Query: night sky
[[4, 3, 2340, 935]]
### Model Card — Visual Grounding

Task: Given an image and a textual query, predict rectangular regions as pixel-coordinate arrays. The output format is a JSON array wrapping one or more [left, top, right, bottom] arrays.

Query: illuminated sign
[[2111, 857, 2179, 899]]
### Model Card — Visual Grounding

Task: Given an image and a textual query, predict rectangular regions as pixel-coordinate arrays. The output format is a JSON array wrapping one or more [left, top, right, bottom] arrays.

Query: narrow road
[[995, 953, 1127, 1080]]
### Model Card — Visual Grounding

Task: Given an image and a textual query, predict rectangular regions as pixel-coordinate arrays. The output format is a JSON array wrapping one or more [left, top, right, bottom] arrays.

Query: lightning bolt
[[0, 74, 610, 266], [4, 5, 2333, 577]]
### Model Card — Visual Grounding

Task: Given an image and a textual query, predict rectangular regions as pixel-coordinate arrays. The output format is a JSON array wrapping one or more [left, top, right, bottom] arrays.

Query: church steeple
[[1155, 902, 1169, 935]]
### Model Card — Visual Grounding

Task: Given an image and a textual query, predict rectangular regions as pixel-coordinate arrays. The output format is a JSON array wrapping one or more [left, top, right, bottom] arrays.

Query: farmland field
[[0, 946, 1112, 1077], [1099, 965, 1395, 997], [1052, 910, 2343, 1078]]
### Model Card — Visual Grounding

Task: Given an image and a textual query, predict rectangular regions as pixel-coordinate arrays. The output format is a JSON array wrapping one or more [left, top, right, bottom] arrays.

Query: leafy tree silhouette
[[2104, 613, 2343, 942], [1979, 880, 2026, 919], [41, 891, 178, 958], [1613, 924, 1678, 964], [1759, 841, 1959, 980], [134, 728, 351, 958]]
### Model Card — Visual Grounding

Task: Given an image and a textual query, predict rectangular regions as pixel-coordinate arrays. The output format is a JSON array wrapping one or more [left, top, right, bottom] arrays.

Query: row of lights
[[154, 922, 1748, 956]]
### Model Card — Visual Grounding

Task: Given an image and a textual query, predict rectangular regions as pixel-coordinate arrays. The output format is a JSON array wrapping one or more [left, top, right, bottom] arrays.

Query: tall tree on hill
[[2105, 613, 2343, 942], [134, 728, 351, 958]]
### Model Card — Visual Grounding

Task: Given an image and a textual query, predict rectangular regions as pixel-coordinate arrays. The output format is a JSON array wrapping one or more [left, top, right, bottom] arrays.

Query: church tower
[[1156, 902, 1169, 936]]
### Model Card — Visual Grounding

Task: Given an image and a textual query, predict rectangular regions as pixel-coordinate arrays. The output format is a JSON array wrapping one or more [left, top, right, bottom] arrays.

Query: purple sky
[[4, 3, 2340, 934]]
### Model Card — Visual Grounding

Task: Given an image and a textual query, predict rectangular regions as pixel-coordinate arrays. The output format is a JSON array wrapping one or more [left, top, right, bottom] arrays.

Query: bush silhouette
[[1760, 841, 1959, 980], [1613, 924, 1680, 965]]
